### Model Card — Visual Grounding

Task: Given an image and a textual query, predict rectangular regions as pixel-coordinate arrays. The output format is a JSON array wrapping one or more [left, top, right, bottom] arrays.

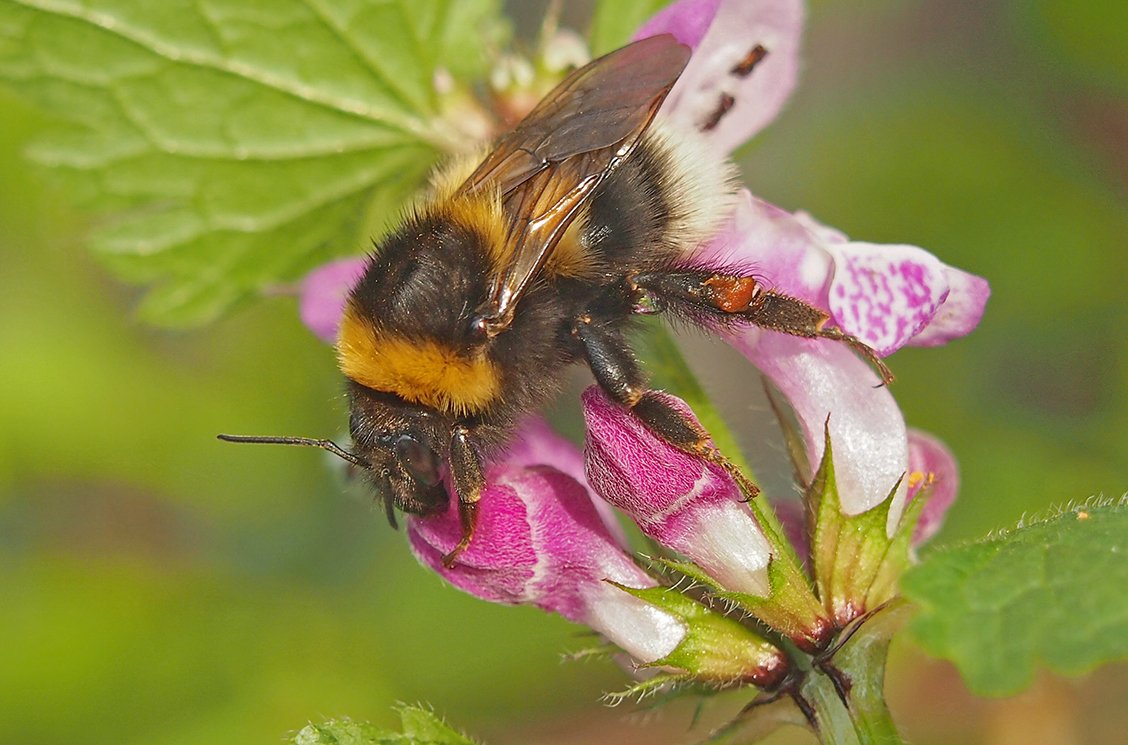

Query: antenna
[[216, 434, 371, 470]]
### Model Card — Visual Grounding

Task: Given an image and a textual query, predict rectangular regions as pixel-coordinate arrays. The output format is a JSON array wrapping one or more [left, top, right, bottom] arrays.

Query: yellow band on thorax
[[337, 309, 501, 416]]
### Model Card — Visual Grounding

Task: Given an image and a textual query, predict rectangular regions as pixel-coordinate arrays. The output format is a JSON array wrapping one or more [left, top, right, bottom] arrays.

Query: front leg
[[443, 422, 485, 567], [572, 315, 759, 498]]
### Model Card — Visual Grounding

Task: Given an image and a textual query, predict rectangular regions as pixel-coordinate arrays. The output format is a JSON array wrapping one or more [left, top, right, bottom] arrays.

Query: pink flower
[[635, 0, 988, 530], [299, 259, 368, 343], [906, 429, 960, 545], [408, 460, 687, 665], [408, 439, 788, 684]]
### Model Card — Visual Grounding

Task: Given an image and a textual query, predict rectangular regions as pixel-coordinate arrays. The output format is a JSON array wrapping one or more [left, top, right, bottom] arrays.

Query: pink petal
[[638, 0, 805, 152], [906, 429, 959, 545], [503, 417, 588, 488], [408, 465, 685, 663], [729, 330, 909, 532], [634, 0, 722, 48], [826, 241, 950, 357], [582, 387, 772, 596], [504, 417, 628, 546], [695, 190, 832, 305], [298, 258, 367, 343], [908, 265, 991, 348]]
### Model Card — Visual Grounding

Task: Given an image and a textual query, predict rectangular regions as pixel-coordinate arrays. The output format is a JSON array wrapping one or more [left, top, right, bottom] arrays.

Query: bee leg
[[442, 423, 485, 567], [632, 271, 894, 385], [572, 315, 759, 498]]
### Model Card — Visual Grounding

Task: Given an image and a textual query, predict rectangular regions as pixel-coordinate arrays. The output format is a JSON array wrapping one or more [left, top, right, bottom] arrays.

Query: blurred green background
[[1, 1, 1124, 744]]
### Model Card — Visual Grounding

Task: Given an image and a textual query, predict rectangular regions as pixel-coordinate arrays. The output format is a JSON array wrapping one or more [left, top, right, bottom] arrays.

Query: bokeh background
[[1, 1, 1125, 743]]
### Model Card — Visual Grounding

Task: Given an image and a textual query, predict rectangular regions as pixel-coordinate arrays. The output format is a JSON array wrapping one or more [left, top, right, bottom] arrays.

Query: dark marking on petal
[[701, 92, 735, 131], [731, 44, 768, 78]]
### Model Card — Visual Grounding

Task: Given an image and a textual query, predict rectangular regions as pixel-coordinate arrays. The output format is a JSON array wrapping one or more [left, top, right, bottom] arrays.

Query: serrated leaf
[[0, 0, 506, 325], [395, 704, 479, 745], [902, 499, 1128, 696], [293, 706, 479, 745], [293, 718, 394, 745], [588, 0, 667, 55]]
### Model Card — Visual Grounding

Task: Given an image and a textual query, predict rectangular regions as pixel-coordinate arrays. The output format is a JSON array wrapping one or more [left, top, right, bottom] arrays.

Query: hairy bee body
[[222, 34, 887, 563], [341, 127, 732, 460]]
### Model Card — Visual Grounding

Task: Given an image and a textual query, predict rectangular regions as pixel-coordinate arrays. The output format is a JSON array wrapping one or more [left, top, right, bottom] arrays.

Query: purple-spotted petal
[[408, 465, 685, 664], [825, 241, 950, 357], [705, 193, 988, 356], [906, 429, 959, 545], [638, 0, 804, 152], [582, 387, 772, 596], [730, 330, 909, 532], [299, 258, 366, 343], [908, 265, 991, 348]]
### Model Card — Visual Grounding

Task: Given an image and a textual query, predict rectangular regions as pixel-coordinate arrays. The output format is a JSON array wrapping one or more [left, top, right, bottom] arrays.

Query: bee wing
[[460, 34, 690, 336]]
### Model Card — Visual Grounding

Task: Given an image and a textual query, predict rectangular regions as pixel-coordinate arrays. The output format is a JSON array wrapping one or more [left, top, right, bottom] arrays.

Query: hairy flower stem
[[800, 602, 909, 744]]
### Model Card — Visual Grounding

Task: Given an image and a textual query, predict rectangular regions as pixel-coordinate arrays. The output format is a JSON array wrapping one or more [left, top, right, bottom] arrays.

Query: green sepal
[[653, 552, 831, 655], [602, 673, 691, 707], [561, 643, 617, 664], [714, 553, 833, 654], [608, 581, 789, 689], [808, 424, 923, 627], [867, 486, 927, 609]]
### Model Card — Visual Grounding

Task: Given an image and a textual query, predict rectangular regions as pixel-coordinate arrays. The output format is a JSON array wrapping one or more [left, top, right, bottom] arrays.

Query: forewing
[[463, 34, 690, 334]]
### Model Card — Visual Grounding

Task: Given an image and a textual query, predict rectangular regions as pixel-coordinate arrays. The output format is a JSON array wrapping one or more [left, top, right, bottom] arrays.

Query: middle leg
[[572, 314, 759, 498]]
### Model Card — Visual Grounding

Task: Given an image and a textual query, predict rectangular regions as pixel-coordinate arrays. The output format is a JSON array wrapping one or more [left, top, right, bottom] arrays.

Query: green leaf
[[294, 718, 392, 745], [294, 705, 479, 745], [588, 0, 667, 56], [902, 498, 1128, 696], [0, 0, 506, 325], [396, 703, 479, 745]]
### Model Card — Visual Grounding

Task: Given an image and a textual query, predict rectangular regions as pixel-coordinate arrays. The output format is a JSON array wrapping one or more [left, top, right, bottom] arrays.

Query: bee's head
[[345, 381, 451, 521]]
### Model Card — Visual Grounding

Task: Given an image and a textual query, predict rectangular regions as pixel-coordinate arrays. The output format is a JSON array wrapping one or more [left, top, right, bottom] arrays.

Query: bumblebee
[[221, 35, 890, 564]]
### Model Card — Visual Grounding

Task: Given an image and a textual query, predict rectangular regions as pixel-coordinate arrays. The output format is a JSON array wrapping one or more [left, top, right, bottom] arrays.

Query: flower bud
[[582, 387, 772, 596]]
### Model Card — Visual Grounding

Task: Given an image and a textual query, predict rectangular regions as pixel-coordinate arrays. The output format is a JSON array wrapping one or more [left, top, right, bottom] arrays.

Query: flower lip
[[906, 429, 960, 545], [407, 462, 688, 664]]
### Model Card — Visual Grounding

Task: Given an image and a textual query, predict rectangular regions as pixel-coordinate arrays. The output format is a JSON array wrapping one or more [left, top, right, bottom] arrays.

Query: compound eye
[[395, 436, 441, 487]]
